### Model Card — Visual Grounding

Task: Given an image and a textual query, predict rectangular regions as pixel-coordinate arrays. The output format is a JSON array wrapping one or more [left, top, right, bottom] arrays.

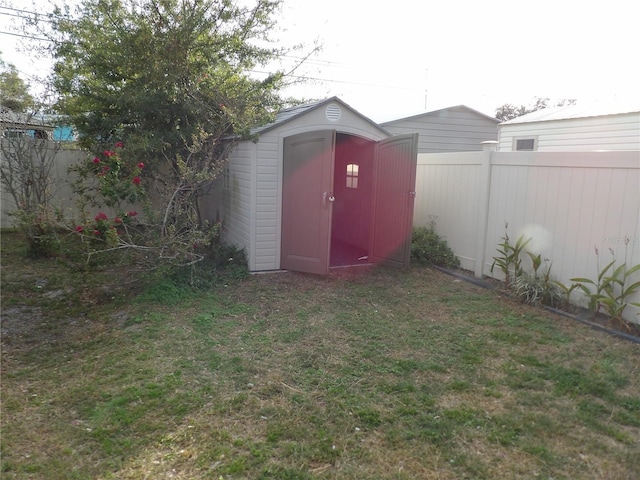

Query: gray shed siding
[[254, 134, 280, 271], [222, 141, 255, 262], [219, 98, 389, 271], [381, 106, 498, 153]]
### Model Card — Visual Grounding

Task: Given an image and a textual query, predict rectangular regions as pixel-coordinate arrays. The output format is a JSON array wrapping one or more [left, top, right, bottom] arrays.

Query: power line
[[0, 6, 56, 42], [0, 6, 39, 15], [251, 69, 421, 92], [0, 51, 418, 93], [0, 5, 64, 18], [0, 6, 66, 34], [0, 7, 419, 93], [0, 11, 56, 25], [0, 7, 385, 73], [0, 7, 400, 77], [0, 30, 50, 41], [0, 10, 28, 20]]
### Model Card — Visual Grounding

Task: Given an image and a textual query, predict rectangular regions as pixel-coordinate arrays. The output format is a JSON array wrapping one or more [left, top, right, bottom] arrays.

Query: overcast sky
[[2, 0, 639, 122]]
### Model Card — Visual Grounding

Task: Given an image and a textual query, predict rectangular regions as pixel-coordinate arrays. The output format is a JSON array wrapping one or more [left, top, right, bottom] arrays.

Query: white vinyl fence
[[415, 142, 640, 322]]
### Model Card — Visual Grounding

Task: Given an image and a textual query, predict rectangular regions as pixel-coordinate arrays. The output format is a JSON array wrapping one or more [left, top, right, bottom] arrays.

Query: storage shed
[[208, 97, 418, 274], [380, 105, 499, 153], [497, 104, 640, 151]]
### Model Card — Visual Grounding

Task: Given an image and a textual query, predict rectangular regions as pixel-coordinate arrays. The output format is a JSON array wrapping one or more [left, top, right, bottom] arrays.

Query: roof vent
[[325, 103, 341, 121]]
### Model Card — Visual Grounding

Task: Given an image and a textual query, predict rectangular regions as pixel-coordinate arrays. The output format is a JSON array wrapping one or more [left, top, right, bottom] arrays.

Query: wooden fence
[[414, 142, 640, 322]]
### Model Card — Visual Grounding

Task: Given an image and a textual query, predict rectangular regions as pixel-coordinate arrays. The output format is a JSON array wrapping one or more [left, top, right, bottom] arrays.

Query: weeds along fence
[[0, 142, 87, 227], [0, 142, 148, 228], [414, 143, 640, 322]]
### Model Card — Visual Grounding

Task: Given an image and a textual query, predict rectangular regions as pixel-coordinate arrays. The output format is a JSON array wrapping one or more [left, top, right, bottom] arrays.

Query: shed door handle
[[323, 192, 335, 206]]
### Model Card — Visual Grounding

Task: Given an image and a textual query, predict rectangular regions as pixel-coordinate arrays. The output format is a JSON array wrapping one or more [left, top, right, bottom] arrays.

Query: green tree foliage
[[495, 97, 577, 122], [42, 0, 297, 271], [51, 0, 286, 165], [0, 55, 35, 112]]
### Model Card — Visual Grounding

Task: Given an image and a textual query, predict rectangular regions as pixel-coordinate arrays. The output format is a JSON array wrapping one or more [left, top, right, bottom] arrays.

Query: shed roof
[[380, 105, 499, 126], [500, 103, 640, 125], [250, 96, 390, 136]]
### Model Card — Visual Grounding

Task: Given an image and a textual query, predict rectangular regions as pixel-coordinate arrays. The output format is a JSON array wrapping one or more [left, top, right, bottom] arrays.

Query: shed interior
[[330, 133, 375, 267]]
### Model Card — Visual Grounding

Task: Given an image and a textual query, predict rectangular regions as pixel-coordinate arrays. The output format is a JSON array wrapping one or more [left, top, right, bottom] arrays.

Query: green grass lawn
[[1, 232, 639, 479]]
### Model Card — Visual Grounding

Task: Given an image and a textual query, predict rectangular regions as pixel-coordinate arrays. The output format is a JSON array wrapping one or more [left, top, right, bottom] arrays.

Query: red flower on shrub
[[115, 141, 124, 148], [137, 162, 145, 169], [102, 165, 110, 172], [104, 150, 115, 157], [94, 212, 108, 222], [93, 157, 101, 164], [75, 225, 84, 233], [132, 176, 141, 185], [114, 217, 122, 224], [93, 229, 101, 235], [127, 211, 138, 217]]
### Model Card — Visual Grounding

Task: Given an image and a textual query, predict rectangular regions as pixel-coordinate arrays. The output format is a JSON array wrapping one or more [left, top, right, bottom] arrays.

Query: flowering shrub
[[87, 142, 145, 208], [69, 137, 242, 279], [69, 141, 146, 255], [75, 210, 139, 248]]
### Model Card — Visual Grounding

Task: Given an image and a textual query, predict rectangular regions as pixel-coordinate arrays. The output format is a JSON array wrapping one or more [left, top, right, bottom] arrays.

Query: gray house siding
[[381, 105, 499, 153]]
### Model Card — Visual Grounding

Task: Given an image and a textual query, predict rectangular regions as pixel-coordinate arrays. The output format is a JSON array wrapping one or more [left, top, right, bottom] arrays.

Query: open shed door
[[369, 133, 418, 268], [281, 130, 335, 274]]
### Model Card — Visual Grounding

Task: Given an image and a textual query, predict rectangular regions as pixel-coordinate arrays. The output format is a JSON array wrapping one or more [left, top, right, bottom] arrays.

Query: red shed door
[[281, 130, 335, 274], [369, 133, 418, 268]]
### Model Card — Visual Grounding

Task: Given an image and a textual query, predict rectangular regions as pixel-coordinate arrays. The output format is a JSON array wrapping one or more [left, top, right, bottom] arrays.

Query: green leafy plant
[[0, 114, 65, 258], [512, 254, 561, 307], [490, 227, 562, 308], [411, 221, 460, 269], [570, 241, 640, 324], [553, 281, 582, 312], [566, 240, 640, 324], [490, 225, 531, 287], [10, 205, 63, 258], [169, 241, 249, 290]]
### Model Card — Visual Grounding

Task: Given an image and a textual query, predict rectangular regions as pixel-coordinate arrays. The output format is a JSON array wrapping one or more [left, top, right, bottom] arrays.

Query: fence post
[[473, 141, 497, 278]]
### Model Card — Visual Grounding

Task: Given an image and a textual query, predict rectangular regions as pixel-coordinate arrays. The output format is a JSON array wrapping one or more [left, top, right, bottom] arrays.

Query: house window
[[346, 163, 358, 189], [3, 128, 27, 138], [33, 129, 49, 139], [514, 137, 537, 151]]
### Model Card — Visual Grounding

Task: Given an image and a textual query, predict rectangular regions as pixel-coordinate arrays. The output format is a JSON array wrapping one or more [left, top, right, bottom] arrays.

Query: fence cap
[[481, 140, 498, 151]]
